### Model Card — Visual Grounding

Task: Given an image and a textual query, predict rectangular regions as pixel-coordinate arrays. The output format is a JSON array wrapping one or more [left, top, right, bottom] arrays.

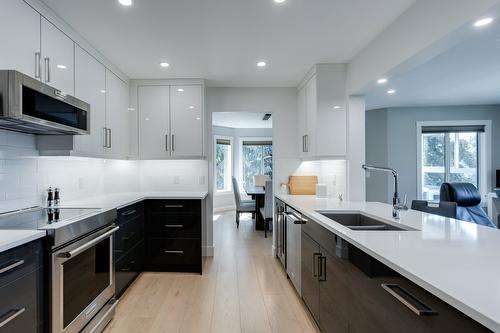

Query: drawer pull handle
[[164, 205, 183, 208], [0, 308, 26, 328], [164, 250, 184, 254], [122, 209, 137, 216], [164, 224, 184, 228], [0, 260, 25, 275], [381, 283, 437, 316], [122, 232, 136, 241]]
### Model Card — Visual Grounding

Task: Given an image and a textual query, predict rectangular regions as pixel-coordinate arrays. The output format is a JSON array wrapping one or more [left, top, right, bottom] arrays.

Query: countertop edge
[[0, 230, 46, 253]]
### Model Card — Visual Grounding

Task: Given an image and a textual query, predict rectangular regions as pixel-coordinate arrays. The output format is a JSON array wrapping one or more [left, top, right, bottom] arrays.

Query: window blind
[[242, 141, 273, 146], [216, 139, 231, 145], [421, 125, 485, 133]]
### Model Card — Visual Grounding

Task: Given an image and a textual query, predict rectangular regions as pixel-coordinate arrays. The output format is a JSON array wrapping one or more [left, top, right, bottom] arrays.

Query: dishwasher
[[284, 206, 306, 295]]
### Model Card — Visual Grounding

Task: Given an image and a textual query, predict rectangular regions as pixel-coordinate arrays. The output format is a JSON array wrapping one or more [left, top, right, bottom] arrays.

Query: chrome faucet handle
[[392, 195, 408, 219]]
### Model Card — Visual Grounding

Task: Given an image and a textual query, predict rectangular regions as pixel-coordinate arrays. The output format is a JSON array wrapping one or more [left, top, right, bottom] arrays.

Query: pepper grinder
[[47, 187, 54, 207], [54, 188, 60, 207]]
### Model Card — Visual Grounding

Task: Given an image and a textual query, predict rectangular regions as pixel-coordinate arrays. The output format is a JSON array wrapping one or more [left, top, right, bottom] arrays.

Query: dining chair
[[259, 180, 273, 238], [232, 177, 256, 228], [254, 175, 270, 187], [411, 200, 457, 219]]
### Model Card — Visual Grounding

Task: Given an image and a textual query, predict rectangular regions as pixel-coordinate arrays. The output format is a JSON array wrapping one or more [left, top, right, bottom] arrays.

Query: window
[[420, 125, 483, 201], [241, 140, 273, 189], [215, 138, 232, 192]]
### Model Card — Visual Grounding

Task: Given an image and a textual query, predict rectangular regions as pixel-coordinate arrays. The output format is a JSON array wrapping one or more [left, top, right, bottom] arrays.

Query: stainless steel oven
[[51, 225, 118, 333]]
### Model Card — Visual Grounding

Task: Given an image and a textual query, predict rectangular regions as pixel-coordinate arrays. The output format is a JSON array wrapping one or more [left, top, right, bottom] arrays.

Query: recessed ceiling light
[[377, 78, 388, 84], [387, 89, 396, 94], [274, 0, 286, 3], [100, 89, 106, 94], [159, 62, 170, 68], [333, 106, 341, 109], [474, 17, 493, 27], [118, 0, 133, 6], [196, 117, 201, 120], [189, 106, 195, 109], [145, 117, 150, 121], [56, 64, 67, 69], [128, 107, 136, 111], [177, 88, 184, 92], [257, 61, 267, 67]]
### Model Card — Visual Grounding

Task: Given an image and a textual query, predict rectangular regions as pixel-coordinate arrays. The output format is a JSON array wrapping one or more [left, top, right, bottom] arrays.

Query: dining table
[[244, 185, 266, 230]]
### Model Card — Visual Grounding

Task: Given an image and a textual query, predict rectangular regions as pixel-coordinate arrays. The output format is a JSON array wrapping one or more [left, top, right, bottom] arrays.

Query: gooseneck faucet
[[362, 164, 408, 219]]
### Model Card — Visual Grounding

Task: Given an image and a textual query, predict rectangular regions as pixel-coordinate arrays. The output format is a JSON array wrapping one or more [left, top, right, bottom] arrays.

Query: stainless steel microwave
[[0, 70, 90, 135]]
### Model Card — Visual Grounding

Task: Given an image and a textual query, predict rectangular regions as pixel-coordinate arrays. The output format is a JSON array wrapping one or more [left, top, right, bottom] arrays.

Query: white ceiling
[[365, 15, 500, 109], [213, 112, 272, 128], [41, 0, 414, 87]]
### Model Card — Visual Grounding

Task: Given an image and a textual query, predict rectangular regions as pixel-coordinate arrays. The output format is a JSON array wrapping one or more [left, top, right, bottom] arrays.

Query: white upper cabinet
[[134, 81, 205, 159], [297, 64, 347, 158], [105, 70, 130, 158], [138, 86, 170, 159], [41, 17, 75, 95], [73, 45, 107, 157], [170, 85, 203, 157], [0, 0, 40, 78]]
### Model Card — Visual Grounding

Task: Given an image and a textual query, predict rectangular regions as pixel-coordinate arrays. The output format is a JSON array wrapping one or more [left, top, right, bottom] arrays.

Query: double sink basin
[[316, 212, 415, 231]]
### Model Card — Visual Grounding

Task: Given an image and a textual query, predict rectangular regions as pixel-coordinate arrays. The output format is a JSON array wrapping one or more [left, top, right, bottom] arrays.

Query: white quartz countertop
[[276, 194, 500, 332], [0, 229, 46, 253], [61, 191, 208, 210]]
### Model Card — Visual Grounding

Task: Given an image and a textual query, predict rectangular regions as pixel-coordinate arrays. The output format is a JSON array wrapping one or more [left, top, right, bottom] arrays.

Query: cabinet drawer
[[149, 212, 201, 238], [147, 239, 201, 267], [114, 215, 144, 258], [147, 199, 201, 213], [0, 267, 42, 333], [115, 241, 144, 298], [0, 239, 43, 288], [117, 202, 144, 225]]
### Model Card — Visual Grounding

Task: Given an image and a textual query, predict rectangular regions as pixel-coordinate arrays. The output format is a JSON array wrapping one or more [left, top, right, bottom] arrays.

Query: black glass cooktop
[[0, 207, 100, 230]]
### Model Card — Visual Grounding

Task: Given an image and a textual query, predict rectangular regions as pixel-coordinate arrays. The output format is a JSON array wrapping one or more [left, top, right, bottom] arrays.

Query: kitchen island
[[276, 194, 500, 332]]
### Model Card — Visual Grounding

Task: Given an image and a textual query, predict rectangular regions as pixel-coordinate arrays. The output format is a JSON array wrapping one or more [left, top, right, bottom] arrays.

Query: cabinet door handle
[[164, 204, 183, 208], [164, 250, 184, 254], [0, 308, 26, 328], [121, 232, 136, 241], [302, 135, 305, 152], [103, 127, 108, 148], [318, 256, 326, 282], [165, 134, 169, 152], [171, 134, 175, 151], [0, 260, 24, 275], [44, 57, 50, 83], [35, 52, 41, 79], [381, 283, 437, 316], [164, 224, 184, 228], [108, 128, 112, 148], [312, 253, 321, 277], [305, 134, 309, 153], [121, 209, 137, 216]]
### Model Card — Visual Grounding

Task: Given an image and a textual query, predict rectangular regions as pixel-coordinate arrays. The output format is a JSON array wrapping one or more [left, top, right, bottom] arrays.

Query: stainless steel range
[[0, 207, 118, 333]]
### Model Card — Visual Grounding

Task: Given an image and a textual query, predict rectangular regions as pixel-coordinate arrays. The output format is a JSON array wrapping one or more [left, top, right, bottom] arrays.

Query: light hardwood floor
[[104, 211, 320, 333]]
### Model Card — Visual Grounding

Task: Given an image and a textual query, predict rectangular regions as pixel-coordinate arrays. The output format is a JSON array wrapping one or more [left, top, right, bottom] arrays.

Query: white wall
[[0, 130, 140, 213]]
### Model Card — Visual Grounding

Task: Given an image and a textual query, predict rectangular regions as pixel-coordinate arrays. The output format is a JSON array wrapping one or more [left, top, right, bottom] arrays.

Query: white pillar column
[[347, 95, 366, 202]]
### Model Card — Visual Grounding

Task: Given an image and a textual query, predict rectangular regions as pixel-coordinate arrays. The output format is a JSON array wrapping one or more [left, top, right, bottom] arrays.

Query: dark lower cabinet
[[114, 202, 145, 298], [0, 239, 44, 333], [301, 219, 490, 333], [144, 199, 203, 274]]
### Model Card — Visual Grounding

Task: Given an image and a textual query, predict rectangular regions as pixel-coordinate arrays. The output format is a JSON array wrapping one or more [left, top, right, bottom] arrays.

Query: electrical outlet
[[199, 176, 205, 185], [174, 176, 180, 184], [78, 177, 85, 190]]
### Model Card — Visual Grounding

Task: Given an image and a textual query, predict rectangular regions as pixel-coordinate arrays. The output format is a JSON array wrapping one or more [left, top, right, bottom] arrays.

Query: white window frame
[[214, 135, 233, 194], [416, 120, 491, 202], [238, 136, 273, 190]]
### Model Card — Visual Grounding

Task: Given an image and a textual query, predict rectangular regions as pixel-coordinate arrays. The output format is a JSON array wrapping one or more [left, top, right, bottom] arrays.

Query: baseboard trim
[[203, 245, 214, 257]]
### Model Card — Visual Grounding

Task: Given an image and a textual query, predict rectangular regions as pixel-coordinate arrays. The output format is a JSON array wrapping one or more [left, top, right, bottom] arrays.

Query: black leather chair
[[411, 200, 457, 219], [439, 182, 495, 228]]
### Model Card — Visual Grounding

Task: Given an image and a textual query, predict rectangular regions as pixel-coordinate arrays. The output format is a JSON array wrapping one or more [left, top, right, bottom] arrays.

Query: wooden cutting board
[[289, 176, 318, 195]]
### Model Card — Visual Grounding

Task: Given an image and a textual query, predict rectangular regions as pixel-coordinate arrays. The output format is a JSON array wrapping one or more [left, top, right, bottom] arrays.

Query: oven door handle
[[57, 226, 119, 259]]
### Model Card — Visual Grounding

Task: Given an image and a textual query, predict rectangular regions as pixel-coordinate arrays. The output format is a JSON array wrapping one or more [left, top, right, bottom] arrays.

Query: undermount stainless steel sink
[[316, 212, 414, 231]]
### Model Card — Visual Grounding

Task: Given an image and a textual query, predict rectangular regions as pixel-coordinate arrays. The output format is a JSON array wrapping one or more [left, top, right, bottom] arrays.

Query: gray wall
[[366, 105, 500, 203]]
